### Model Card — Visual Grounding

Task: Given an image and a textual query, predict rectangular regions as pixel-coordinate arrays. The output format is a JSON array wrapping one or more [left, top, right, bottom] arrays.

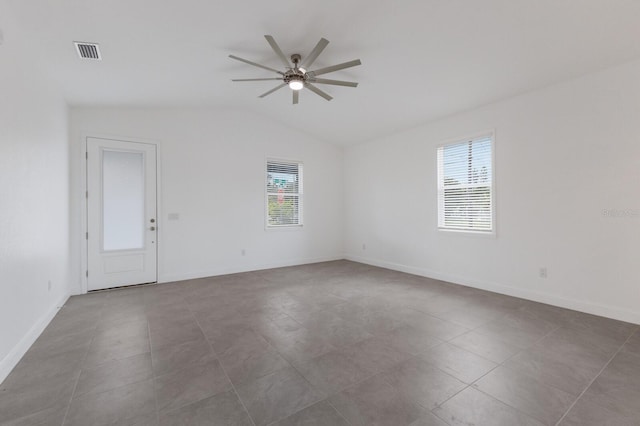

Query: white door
[[87, 137, 157, 291]]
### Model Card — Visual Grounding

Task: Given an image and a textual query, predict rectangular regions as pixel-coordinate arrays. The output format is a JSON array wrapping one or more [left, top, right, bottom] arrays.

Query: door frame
[[81, 134, 162, 294]]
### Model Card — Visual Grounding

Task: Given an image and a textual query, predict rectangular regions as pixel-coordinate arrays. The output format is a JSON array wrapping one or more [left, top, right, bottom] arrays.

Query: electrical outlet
[[241, 249, 246, 256], [47, 280, 52, 291], [539, 267, 548, 278]]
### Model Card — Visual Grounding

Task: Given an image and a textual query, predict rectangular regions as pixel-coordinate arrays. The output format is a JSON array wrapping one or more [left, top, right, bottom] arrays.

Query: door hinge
[[86, 232, 88, 240], [86, 191, 88, 199], [86, 270, 88, 277], [85, 152, 88, 160]]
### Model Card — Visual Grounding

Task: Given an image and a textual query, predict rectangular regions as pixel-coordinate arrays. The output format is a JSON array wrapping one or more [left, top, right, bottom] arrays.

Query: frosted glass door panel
[[87, 137, 157, 291], [102, 150, 145, 251]]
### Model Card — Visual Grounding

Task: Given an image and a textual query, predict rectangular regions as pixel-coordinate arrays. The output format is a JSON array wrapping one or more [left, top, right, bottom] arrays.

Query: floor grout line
[[251, 307, 382, 425], [146, 317, 161, 426], [428, 323, 563, 425], [554, 329, 636, 426], [58, 370, 82, 426], [59, 299, 105, 426], [187, 298, 258, 426], [326, 398, 356, 426]]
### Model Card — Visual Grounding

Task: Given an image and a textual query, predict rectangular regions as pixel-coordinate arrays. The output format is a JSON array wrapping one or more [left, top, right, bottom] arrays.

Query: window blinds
[[266, 160, 303, 226], [437, 136, 493, 232]]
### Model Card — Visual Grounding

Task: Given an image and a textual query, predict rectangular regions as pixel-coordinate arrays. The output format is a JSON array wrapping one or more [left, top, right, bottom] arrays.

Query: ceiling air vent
[[74, 42, 101, 60]]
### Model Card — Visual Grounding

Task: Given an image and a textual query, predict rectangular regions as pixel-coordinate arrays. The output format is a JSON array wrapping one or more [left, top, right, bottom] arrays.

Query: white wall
[[345, 59, 640, 324], [0, 11, 71, 381], [69, 107, 344, 293]]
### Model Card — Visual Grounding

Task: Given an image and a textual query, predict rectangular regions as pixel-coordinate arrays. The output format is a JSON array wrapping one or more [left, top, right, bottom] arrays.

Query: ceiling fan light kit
[[230, 35, 361, 104]]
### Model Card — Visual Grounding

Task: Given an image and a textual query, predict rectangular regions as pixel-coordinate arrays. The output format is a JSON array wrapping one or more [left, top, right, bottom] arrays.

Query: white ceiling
[[4, 0, 640, 145]]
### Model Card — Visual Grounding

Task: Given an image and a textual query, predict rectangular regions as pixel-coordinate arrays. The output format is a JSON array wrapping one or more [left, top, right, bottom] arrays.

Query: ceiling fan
[[229, 35, 362, 104]]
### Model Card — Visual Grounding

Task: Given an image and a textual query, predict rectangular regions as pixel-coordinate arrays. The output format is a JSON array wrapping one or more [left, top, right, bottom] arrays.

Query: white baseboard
[[346, 254, 640, 325], [0, 292, 70, 384], [159, 255, 345, 284]]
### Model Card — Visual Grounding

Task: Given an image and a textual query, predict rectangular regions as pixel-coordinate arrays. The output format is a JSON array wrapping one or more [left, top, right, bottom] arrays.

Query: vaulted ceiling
[[3, 0, 640, 144]]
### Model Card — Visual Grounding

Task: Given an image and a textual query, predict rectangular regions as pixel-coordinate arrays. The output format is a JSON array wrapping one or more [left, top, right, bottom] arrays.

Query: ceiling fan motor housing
[[284, 54, 307, 87], [284, 70, 307, 86]]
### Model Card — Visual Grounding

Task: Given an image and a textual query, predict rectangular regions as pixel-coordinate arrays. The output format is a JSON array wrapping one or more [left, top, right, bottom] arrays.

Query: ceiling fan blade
[[229, 55, 284, 75], [308, 59, 362, 77], [232, 78, 283, 82], [264, 35, 291, 68], [259, 83, 287, 98], [305, 83, 333, 101], [300, 38, 329, 69], [293, 91, 299, 105], [309, 78, 358, 87]]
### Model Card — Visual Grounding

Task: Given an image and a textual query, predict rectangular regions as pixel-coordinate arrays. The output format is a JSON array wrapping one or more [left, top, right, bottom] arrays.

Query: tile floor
[[1, 260, 639, 426]]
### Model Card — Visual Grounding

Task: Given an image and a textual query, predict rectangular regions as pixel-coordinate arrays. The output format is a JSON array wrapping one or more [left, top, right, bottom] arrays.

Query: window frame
[[265, 158, 304, 229], [436, 132, 496, 236]]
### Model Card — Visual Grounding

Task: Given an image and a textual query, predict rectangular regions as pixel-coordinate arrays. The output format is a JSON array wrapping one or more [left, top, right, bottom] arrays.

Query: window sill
[[437, 227, 496, 238], [265, 224, 304, 231]]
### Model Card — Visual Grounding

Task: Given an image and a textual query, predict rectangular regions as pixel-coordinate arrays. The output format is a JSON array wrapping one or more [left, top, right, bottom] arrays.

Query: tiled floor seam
[[188, 298, 258, 426], [59, 370, 82, 426], [146, 319, 161, 426], [430, 385, 471, 425], [60, 328, 95, 426], [471, 386, 554, 425], [281, 354, 419, 426], [553, 328, 638, 426], [325, 398, 356, 426], [443, 324, 560, 390], [246, 313, 305, 360], [226, 312, 305, 384], [429, 324, 563, 425], [430, 372, 485, 413], [406, 350, 484, 415], [277, 346, 385, 424], [352, 354, 451, 415], [261, 394, 327, 426]]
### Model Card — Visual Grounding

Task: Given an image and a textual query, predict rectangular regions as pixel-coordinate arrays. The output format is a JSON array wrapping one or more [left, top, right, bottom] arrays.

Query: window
[[266, 160, 303, 227], [437, 134, 493, 232]]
